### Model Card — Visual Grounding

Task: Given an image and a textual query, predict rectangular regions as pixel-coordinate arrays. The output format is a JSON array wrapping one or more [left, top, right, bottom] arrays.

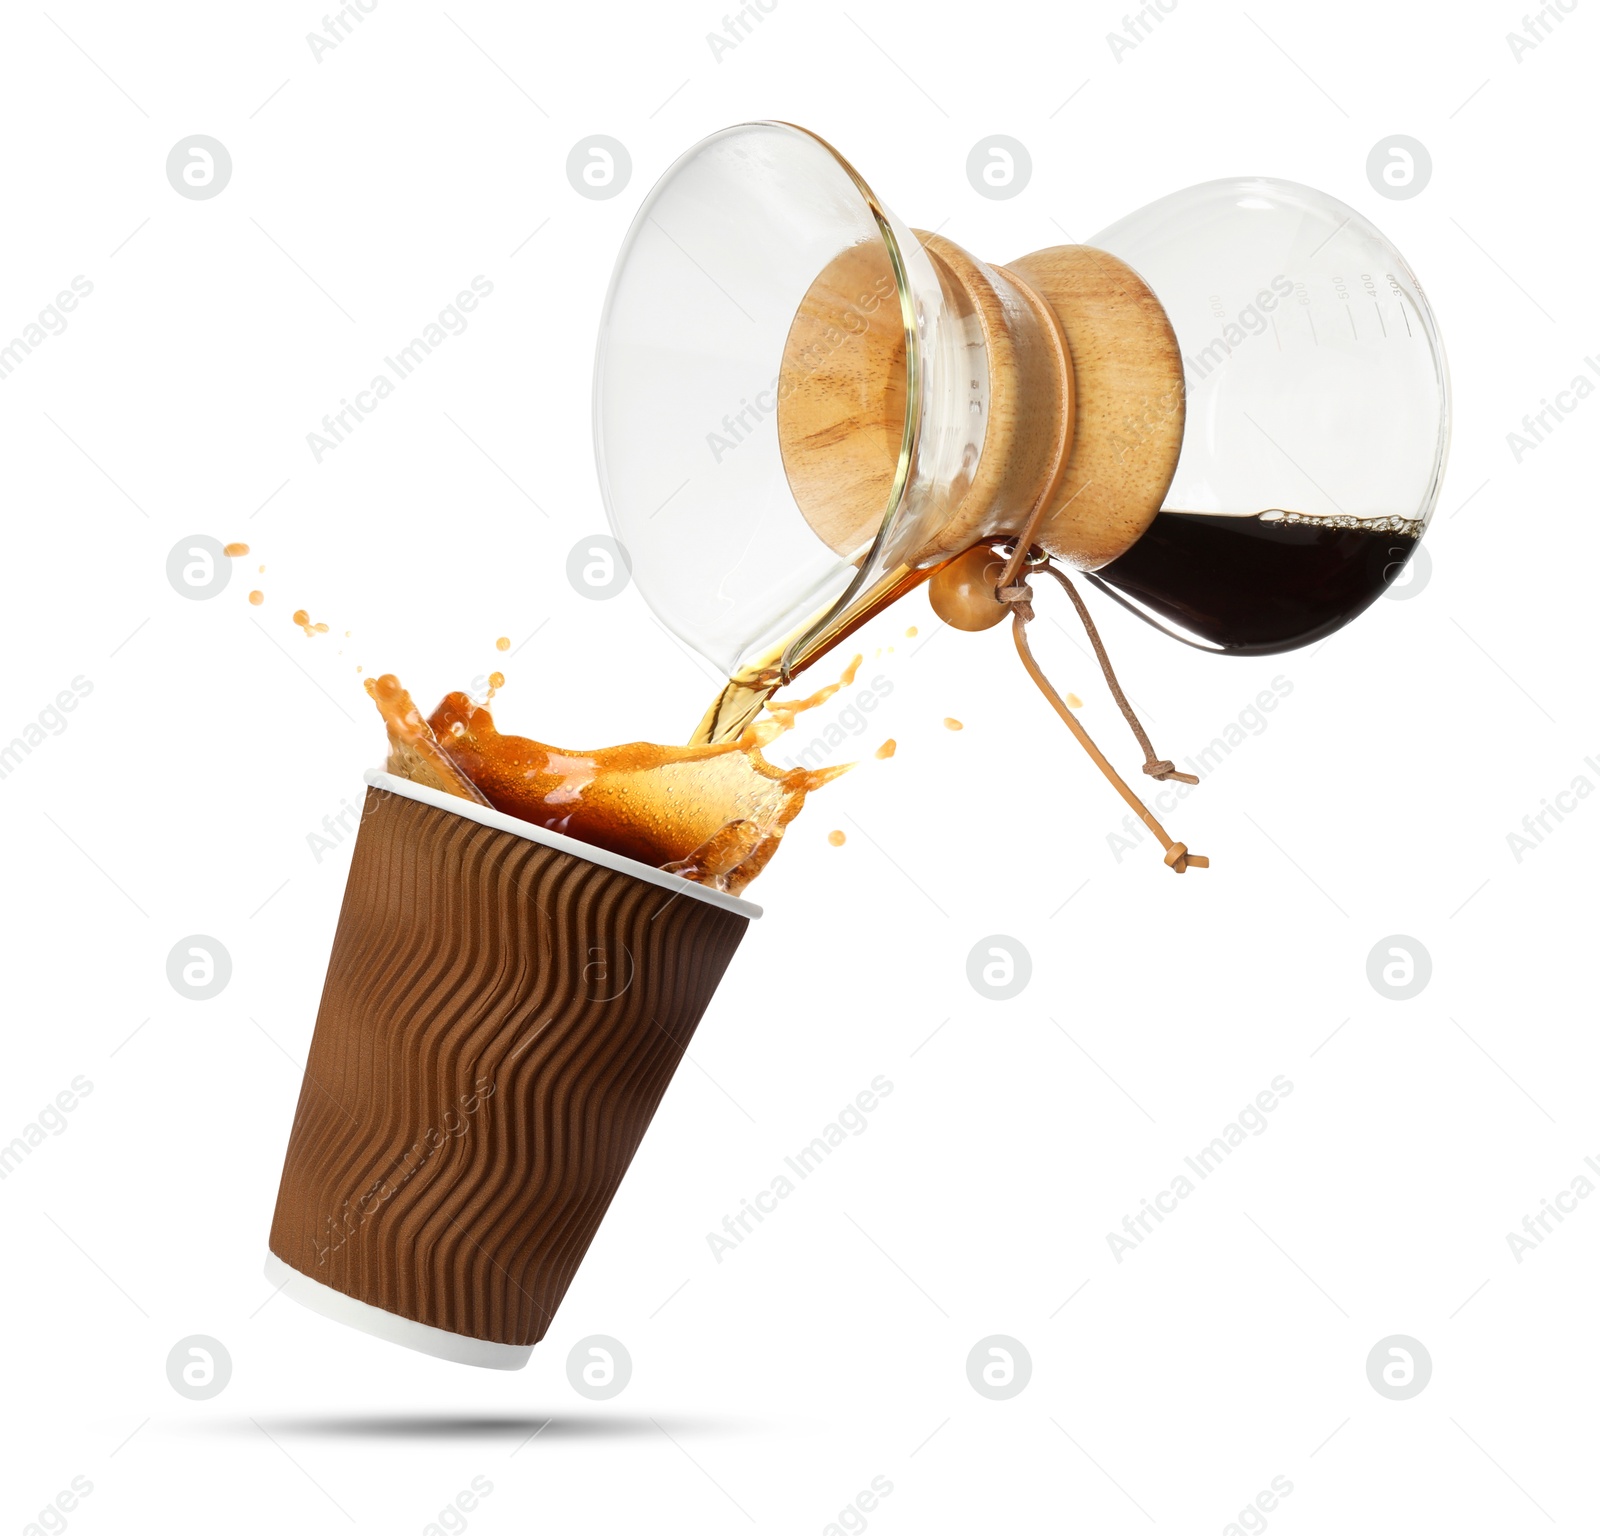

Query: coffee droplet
[[257, 564, 265, 574], [876, 739, 896, 759], [1066, 692, 1083, 709], [904, 625, 918, 638], [495, 636, 511, 651], [828, 830, 846, 847], [292, 609, 330, 636], [928, 546, 1009, 632], [248, 590, 264, 606], [489, 671, 505, 688], [944, 717, 964, 731], [223, 541, 249, 558]]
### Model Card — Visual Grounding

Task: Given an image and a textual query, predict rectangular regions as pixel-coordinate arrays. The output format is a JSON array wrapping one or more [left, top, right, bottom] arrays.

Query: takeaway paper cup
[[266, 770, 757, 1370]]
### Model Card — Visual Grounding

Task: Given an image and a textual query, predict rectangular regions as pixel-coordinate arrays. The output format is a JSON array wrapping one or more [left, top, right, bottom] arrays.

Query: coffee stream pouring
[[592, 123, 1450, 869]]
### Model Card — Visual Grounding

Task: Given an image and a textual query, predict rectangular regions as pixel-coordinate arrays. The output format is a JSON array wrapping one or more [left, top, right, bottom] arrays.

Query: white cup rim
[[363, 770, 763, 921]]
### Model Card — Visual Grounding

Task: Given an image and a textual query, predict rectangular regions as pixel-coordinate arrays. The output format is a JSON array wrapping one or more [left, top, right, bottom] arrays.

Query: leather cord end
[[1143, 758, 1199, 785]]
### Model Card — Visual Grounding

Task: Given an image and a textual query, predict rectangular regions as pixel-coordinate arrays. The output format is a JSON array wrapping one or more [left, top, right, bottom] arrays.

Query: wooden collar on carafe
[[945, 239, 1205, 875]]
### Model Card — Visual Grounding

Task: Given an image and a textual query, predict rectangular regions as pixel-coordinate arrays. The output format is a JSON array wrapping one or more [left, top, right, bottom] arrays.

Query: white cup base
[[263, 1252, 534, 1371]]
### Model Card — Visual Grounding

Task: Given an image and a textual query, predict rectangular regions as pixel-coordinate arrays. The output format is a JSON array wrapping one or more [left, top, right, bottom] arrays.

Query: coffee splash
[[224, 533, 866, 894], [365, 664, 861, 896]]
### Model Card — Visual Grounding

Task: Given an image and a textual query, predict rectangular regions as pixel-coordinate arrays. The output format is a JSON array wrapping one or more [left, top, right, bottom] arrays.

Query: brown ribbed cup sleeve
[[268, 787, 748, 1347]]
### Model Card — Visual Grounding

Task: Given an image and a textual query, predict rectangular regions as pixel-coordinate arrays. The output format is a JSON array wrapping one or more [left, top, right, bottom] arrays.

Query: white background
[[2, 1, 1596, 1532]]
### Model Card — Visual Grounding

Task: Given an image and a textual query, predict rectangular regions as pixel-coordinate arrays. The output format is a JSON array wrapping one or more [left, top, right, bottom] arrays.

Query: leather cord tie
[[993, 549, 1208, 875], [996, 583, 1035, 623]]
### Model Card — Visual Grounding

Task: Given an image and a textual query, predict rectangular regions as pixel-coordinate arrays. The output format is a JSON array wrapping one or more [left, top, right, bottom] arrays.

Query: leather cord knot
[[1143, 758, 1199, 785], [1163, 842, 1209, 873], [997, 582, 1035, 623]]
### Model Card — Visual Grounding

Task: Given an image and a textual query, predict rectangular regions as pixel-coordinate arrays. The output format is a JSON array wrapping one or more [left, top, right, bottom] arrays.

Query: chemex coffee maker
[[594, 122, 1450, 869]]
